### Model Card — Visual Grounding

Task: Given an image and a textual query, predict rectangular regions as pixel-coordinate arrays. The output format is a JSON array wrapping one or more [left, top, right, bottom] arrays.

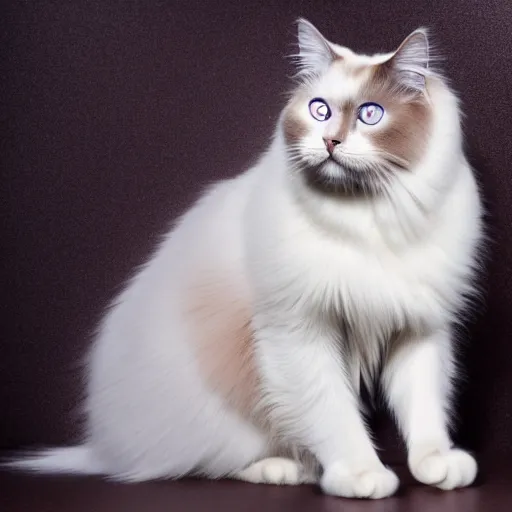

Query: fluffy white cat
[[8, 19, 483, 499]]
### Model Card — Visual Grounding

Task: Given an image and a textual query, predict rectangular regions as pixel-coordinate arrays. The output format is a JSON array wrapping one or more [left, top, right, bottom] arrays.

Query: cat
[[6, 18, 483, 499]]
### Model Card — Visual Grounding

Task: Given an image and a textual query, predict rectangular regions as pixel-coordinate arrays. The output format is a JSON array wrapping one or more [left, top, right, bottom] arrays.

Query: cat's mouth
[[302, 156, 387, 197], [326, 154, 359, 171]]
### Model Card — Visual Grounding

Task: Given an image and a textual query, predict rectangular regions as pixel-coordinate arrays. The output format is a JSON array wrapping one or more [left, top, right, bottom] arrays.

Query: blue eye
[[358, 103, 384, 125], [308, 98, 331, 122]]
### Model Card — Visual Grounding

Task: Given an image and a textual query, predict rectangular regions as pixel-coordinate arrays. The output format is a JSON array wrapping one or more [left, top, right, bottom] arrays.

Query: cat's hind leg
[[232, 457, 316, 485]]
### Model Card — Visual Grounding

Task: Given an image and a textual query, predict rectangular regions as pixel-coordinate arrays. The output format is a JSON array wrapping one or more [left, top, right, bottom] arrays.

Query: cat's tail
[[2, 445, 103, 476]]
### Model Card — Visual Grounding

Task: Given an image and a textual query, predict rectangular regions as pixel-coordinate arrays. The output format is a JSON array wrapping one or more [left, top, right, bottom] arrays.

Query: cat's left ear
[[295, 18, 337, 77], [385, 28, 430, 92]]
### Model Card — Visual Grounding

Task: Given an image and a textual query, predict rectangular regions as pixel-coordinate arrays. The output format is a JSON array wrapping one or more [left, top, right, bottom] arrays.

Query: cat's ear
[[295, 18, 337, 77], [385, 28, 430, 91]]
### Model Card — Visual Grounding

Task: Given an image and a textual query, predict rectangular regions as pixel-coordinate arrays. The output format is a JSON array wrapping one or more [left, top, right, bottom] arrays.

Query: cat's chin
[[301, 159, 384, 197]]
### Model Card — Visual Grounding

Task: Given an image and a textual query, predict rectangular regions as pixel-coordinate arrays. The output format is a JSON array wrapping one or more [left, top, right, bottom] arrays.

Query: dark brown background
[[1, 0, 512, 505]]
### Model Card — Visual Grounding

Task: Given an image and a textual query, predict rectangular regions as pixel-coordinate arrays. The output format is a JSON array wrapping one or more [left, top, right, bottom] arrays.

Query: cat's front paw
[[409, 448, 477, 490], [321, 462, 399, 499]]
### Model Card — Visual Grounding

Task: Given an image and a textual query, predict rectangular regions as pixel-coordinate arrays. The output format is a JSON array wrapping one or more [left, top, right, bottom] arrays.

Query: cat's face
[[282, 20, 434, 196]]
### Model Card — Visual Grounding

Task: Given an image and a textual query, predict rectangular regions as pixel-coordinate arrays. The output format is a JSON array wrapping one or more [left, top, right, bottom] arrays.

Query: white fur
[[233, 457, 314, 485], [5, 20, 482, 499]]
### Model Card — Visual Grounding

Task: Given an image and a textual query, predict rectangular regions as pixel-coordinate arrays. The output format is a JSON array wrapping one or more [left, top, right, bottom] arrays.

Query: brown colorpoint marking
[[361, 65, 432, 168], [282, 94, 309, 144], [185, 274, 260, 420]]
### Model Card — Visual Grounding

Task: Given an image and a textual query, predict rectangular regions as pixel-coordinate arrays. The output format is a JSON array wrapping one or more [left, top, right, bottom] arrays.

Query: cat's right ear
[[295, 18, 336, 77]]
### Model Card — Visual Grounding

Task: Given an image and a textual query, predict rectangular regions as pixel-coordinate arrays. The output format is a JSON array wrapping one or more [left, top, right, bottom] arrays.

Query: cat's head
[[282, 19, 438, 196]]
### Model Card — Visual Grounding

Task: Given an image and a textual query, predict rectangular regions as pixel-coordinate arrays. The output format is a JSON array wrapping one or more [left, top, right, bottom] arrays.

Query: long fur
[[5, 19, 483, 498]]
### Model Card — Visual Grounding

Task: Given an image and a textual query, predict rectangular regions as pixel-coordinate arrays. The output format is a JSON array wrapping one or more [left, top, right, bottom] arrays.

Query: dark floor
[[1, 459, 511, 512]]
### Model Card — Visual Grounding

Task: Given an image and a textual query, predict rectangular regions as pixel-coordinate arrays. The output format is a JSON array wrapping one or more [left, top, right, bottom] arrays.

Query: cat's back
[[90, 166, 259, 373]]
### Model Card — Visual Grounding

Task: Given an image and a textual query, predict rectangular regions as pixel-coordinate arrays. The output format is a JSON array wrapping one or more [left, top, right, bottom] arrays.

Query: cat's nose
[[324, 138, 341, 155]]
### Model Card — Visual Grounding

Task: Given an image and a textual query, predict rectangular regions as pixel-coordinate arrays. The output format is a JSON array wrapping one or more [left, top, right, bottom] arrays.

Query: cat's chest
[[293, 236, 453, 330]]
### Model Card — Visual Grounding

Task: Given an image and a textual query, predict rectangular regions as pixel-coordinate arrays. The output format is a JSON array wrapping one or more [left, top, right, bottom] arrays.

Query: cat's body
[[8, 20, 483, 499]]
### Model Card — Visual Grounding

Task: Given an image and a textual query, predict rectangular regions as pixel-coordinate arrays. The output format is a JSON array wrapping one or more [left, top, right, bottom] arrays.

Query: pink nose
[[324, 138, 341, 154]]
